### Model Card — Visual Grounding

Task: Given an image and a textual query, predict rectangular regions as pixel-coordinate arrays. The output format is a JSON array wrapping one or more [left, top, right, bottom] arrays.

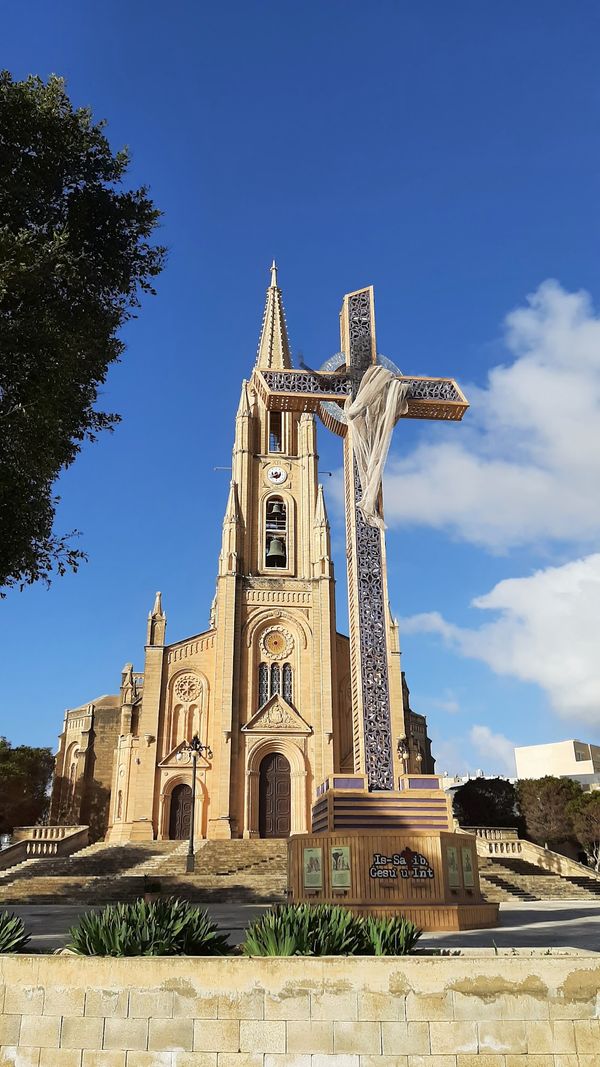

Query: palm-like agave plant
[[67, 898, 231, 957], [0, 911, 30, 953], [364, 914, 422, 956], [242, 903, 421, 957]]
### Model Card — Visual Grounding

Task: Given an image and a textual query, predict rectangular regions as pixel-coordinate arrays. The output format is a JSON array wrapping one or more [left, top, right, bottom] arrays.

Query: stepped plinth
[[288, 774, 499, 931]]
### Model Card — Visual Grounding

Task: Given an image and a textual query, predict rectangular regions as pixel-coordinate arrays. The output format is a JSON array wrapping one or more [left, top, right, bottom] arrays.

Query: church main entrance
[[169, 783, 192, 839], [259, 753, 291, 838]]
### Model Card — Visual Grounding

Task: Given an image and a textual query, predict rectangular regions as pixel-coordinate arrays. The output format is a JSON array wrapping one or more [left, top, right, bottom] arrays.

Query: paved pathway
[[8, 900, 600, 953]]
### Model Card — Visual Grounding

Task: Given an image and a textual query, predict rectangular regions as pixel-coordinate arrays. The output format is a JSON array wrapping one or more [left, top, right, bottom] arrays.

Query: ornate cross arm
[[254, 368, 468, 426]]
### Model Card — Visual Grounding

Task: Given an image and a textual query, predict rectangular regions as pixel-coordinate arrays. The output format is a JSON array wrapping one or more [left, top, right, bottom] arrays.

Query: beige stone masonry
[[1, 954, 600, 1065]]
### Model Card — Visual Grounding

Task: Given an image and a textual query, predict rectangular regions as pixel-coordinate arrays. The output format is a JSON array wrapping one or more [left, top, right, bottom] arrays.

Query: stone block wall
[[1, 954, 599, 1064]]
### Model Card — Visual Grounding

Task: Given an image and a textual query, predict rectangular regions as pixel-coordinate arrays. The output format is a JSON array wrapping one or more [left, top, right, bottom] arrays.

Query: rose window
[[174, 673, 201, 703]]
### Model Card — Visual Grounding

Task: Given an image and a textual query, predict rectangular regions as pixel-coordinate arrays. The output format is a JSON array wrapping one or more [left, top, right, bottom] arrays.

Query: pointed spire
[[236, 379, 252, 417], [147, 591, 166, 646], [150, 591, 164, 618], [256, 261, 291, 370], [314, 484, 329, 528], [224, 480, 240, 524]]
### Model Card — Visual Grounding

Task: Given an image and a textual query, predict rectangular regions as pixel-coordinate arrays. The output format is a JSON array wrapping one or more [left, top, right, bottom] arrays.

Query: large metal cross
[[254, 286, 468, 790]]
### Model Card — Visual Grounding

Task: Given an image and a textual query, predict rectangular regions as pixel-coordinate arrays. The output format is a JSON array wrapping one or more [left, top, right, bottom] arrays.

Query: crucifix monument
[[255, 270, 468, 793]]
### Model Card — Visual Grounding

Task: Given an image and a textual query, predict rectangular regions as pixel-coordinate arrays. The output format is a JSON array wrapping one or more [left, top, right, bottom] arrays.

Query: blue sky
[[2, 2, 600, 774]]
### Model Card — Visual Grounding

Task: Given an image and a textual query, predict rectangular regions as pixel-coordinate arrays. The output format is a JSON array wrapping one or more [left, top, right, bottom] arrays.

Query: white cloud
[[402, 553, 600, 725], [469, 725, 516, 776], [383, 280, 600, 551], [429, 726, 515, 776], [422, 691, 460, 715]]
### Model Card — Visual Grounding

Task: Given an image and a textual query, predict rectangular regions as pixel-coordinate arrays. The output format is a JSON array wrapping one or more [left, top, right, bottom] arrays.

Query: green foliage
[[0, 911, 30, 953], [0, 71, 165, 594], [363, 914, 422, 956], [242, 903, 421, 957], [67, 898, 231, 957], [517, 776, 583, 849], [0, 737, 54, 833], [452, 778, 522, 832], [569, 791, 600, 871]]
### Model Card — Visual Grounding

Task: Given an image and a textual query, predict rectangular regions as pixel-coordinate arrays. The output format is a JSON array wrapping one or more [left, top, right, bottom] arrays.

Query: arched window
[[265, 497, 287, 568], [258, 663, 269, 706], [283, 663, 293, 704], [269, 411, 283, 452], [258, 661, 293, 708]]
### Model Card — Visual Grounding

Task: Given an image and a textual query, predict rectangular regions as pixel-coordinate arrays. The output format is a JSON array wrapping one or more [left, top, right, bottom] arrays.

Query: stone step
[[0, 837, 289, 905], [478, 854, 600, 903]]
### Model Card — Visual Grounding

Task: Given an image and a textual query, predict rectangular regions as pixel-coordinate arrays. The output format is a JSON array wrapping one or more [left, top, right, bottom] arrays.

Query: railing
[[459, 826, 523, 856], [460, 826, 600, 879], [12, 825, 83, 843], [462, 827, 519, 840], [0, 825, 89, 871]]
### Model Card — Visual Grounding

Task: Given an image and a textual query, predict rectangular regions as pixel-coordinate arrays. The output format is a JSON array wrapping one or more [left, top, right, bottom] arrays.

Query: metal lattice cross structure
[[254, 286, 468, 790]]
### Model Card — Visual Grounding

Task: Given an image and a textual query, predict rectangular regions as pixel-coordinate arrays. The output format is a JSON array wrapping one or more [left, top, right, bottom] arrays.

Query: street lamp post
[[397, 739, 410, 778], [178, 734, 213, 874]]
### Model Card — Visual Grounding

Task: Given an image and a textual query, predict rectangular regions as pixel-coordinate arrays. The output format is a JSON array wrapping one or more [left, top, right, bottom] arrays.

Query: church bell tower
[[206, 262, 347, 838]]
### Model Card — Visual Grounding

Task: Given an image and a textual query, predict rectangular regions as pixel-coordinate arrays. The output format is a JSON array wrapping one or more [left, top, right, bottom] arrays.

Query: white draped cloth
[[345, 364, 409, 529]]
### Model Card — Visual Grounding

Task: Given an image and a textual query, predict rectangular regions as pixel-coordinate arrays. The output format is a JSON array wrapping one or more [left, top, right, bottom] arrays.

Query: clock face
[[267, 466, 287, 485]]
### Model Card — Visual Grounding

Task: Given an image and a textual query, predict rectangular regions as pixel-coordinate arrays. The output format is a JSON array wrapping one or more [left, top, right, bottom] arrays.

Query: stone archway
[[244, 738, 308, 838], [258, 753, 291, 838]]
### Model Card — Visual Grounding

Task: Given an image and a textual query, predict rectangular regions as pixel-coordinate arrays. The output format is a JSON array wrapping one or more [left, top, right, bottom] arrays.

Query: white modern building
[[514, 740, 600, 789]]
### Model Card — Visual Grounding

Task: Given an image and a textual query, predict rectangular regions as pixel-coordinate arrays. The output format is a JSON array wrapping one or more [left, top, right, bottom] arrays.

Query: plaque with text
[[461, 846, 475, 888], [447, 845, 460, 888], [331, 845, 351, 888], [369, 847, 434, 881], [303, 847, 323, 889]]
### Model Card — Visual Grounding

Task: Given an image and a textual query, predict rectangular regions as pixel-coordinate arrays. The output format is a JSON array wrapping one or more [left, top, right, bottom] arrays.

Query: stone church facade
[[50, 268, 434, 843]]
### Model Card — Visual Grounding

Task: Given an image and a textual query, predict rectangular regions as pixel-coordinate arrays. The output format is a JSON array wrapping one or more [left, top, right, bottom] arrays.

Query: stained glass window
[[283, 663, 293, 703], [258, 663, 269, 707]]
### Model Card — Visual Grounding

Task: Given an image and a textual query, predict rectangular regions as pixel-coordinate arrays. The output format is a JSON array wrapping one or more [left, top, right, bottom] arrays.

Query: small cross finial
[[270, 260, 278, 288]]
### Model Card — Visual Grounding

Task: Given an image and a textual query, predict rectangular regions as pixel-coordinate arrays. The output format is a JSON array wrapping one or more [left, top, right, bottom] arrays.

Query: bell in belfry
[[269, 500, 284, 518], [266, 537, 286, 566]]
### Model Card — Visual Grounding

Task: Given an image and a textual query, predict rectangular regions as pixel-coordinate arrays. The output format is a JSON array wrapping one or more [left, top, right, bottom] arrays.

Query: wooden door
[[169, 783, 192, 839], [259, 753, 291, 838]]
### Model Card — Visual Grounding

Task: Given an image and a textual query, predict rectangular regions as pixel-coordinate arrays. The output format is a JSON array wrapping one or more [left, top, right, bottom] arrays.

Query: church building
[[50, 267, 434, 843]]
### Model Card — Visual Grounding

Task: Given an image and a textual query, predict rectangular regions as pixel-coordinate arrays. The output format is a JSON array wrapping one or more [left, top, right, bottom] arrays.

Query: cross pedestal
[[287, 772, 498, 930]]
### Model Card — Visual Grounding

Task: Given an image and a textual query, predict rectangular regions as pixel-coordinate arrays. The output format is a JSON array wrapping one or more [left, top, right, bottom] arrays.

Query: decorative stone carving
[[261, 627, 293, 660], [122, 664, 137, 705], [264, 701, 295, 728], [242, 695, 312, 735], [173, 673, 202, 704]]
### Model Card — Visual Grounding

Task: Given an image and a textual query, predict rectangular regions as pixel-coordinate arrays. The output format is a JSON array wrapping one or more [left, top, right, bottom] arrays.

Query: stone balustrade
[[12, 826, 83, 844], [0, 826, 89, 871], [462, 827, 519, 841]]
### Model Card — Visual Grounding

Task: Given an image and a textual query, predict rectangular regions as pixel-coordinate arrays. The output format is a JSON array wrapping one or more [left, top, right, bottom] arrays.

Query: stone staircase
[[478, 856, 600, 903], [0, 839, 287, 906], [2, 833, 598, 908]]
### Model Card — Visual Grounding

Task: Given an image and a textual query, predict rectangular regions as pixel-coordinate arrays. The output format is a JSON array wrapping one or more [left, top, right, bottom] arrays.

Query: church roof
[[255, 261, 291, 370], [68, 694, 120, 713]]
